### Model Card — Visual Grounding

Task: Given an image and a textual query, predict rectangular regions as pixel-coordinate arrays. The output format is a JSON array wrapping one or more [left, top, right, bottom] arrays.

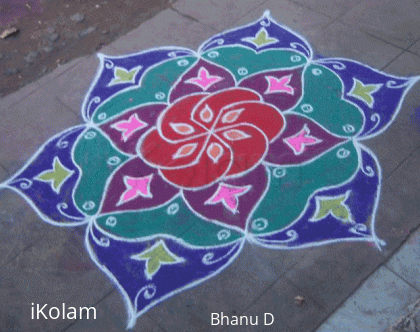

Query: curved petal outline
[[85, 221, 245, 328], [249, 143, 385, 250], [1, 125, 89, 226], [314, 58, 420, 139], [198, 10, 312, 59], [82, 48, 198, 123]]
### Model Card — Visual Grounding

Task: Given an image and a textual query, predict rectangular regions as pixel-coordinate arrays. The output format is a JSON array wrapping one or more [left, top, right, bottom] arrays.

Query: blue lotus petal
[[251, 144, 384, 249], [82, 47, 196, 121], [4, 126, 87, 226], [199, 11, 312, 58], [86, 221, 244, 328], [315, 57, 420, 139]]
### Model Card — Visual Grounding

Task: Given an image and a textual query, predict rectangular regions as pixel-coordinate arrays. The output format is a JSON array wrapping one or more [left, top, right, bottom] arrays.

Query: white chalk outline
[[0, 10, 418, 330]]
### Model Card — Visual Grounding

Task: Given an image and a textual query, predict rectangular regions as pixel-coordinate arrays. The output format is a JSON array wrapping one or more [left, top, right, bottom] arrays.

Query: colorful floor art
[[1, 11, 419, 328]]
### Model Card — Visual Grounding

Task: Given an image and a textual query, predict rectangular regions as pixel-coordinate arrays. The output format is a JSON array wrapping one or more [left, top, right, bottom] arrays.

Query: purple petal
[[253, 144, 383, 248], [99, 103, 166, 155], [83, 48, 194, 121], [4, 126, 87, 225], [199, 11, 312, 58], [100, 158, 179, 214], [183, 164, 268, 230], [315, 58, 420, 138], [239, 67, 304, 111], [265, 114, 347, 165], [86, 223, 243, 328], [169, 59, 236, 103]]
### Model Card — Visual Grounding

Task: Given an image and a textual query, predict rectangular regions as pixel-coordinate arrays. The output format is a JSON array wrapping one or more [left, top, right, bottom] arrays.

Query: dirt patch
[[0, 0, 175, 97]]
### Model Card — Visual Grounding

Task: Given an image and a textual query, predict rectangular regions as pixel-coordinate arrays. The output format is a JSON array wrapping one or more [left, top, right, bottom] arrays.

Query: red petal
[[221, 108, 245, 124], [161, 136, 231, 188], [207, 142, 224, 163], [217, 125, 268, 176], [216, 101, 284, 142], [159, 94, 207, 141], [199, 105, 214, 123], [170, 123, 195, 135], [192, 88, 260, 129], [139, 129, 206, 168], [222, 129, 252, 141]]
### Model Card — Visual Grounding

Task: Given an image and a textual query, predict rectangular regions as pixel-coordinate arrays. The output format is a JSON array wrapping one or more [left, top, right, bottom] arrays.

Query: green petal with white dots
[[291, 64, 364, 137], [251, 141, 358, 234], [96, 197, 243, 247], [73, 129, 129, 215], [92, 56, 197, 124], [202, 46, 307, 81]]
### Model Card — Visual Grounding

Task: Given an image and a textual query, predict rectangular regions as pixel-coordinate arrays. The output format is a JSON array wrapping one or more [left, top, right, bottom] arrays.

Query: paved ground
[[0, 0, 420, 331], [0, 0, 174, 97]]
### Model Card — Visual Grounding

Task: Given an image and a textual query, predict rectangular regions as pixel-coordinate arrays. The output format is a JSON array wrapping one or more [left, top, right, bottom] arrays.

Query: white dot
[[291, 55, 301, 62], [105, 216, 117, 227], [84, 131, 97, 139], [238, 67, 248, 76], [252, 218, 268, 231], [97, 113, 107, 120], [177, 59, 189, 67], [301, 104, 313, 113], [82, 201, 95, 211], [155, 92, 165, 100], [207, 51, 219, 58], [312, 68, 322, 76], [107, 156, 121, 166], [167, 203, 179, 215]]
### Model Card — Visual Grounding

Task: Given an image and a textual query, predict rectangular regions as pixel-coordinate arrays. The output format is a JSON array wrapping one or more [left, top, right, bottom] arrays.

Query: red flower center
[[138, 88, 285, 188]]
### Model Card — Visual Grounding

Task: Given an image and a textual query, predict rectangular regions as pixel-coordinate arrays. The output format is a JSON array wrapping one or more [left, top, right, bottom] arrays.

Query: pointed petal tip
[[126, 316, 136, 330], [263, 10, 271, 17]]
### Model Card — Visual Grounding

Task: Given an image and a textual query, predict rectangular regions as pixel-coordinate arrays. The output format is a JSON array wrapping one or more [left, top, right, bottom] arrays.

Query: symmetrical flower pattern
[[1, 11, 419, 328]]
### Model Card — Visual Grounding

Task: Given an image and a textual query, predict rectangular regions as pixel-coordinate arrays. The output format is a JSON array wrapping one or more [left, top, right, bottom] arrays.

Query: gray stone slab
[[284, 241, 383, 312], [239, 277, 328, 332], [234, 0, 334, 43], [362, 88, 420, 181], [39, 54, 101, 116], [382, 50, 420, 77], [387, 228, 420, 293], [1, 226, 114, 332], [173, 0, 269, 31], [316, 266, 420, 332], [147, 242, 300, 331], [0, 81, 40, 113], [0, 85, 83, 176], [0, 164, 9, 184], [222, 314, 291, 332], [375, 147, 420, 256], [34, 57, 83, 89], [284, 0, 364, 19], [0, 189, 48, 269], [308, 21, 401, 69], [35, 44, 123, 116], [110, 9, 216, 54], [409, 40, 420, 56], [340, 0, 420, 49], [64, 291, 164, 332]]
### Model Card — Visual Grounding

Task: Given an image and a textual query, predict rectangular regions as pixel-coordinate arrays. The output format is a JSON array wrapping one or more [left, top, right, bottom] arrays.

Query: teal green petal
[[73, 129, 129, 215], [251, 141, 358, 234], [290, 64, 364, 137], [96, 196, 244, 247], [92, 56, 197, 123], [202, 46, 306, 81]]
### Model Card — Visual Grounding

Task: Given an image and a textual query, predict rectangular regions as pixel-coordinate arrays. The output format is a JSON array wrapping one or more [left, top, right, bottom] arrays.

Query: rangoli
[[1, 11, 419, 328]]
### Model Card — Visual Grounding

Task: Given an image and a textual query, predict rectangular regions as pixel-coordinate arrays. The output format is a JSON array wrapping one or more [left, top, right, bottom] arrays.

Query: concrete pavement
[[1, 0, 420, 331]]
